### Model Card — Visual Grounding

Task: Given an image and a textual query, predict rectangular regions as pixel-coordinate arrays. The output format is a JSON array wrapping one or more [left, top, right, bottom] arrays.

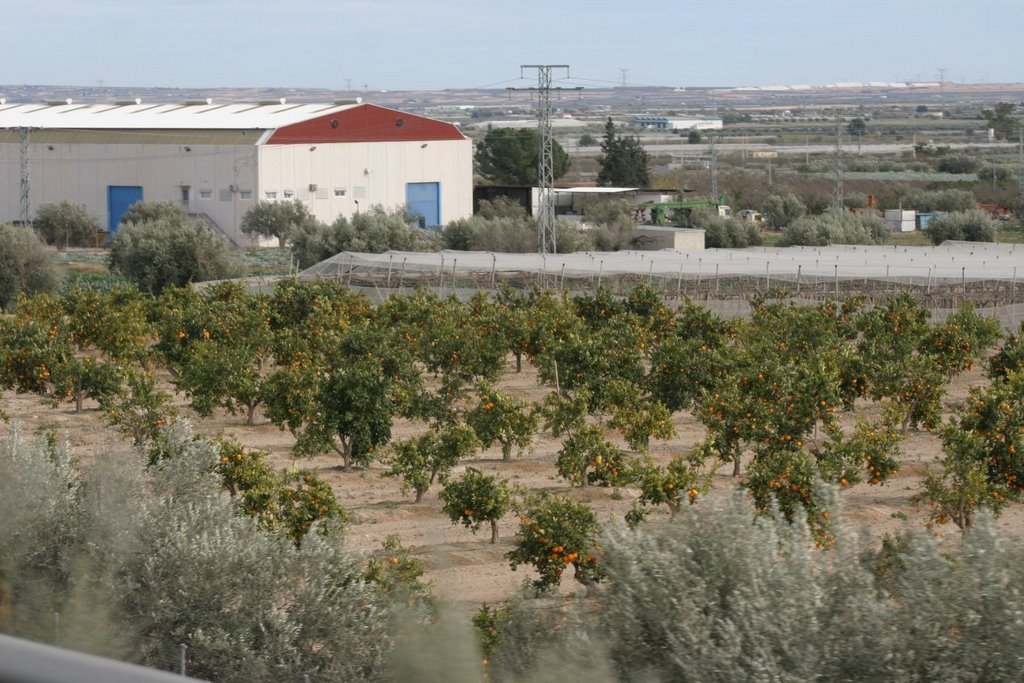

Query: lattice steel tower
[[521, 64, 569, 254]]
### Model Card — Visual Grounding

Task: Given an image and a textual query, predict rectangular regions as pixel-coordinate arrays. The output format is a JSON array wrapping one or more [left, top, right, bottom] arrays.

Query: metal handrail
[[0, 634, 206, 683]]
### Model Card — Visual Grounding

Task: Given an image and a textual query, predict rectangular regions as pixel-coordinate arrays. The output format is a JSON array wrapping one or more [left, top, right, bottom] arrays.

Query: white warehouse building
[[633, 117, 723, 131], [0, 99, 473, 245]]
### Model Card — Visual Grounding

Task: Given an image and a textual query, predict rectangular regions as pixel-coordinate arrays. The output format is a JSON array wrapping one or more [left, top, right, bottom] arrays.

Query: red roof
[[266, 103, 464, 145]]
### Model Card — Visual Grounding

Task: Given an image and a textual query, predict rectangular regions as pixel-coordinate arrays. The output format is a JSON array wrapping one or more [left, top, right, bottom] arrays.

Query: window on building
[[240, 190, 253, 200], [334, 188, 347, 197], [199, 189, 212, 199], [265, 191, 277, 200], [283, 189, 295, 198]]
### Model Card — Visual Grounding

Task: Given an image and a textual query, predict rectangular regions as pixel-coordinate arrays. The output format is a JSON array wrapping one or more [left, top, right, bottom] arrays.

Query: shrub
[[109, 218, 237, 294], [0, 223, 58, 311], [491, 493, 1024, 682], [978, 165, 1014, 181], [904, 188, 978, 213], [760, 192, 806, 229], [34, 201, 101, 247], [780, 212, 889, 246], [690, 208, 762, 248], [936, 156, 981, 174], [0, 427, 408, 682], [240, 199, 313, 245], [924, 210, 994, 245], [289, 205, 437, 268], [119, 200, 190, 226]]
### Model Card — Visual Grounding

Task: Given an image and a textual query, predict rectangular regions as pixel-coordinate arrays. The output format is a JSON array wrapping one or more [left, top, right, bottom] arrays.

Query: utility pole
[[19, 127, 31, 225], [619, 68, 628, 88], [832, 113, 844, 212], [520, 64, 569, 254]]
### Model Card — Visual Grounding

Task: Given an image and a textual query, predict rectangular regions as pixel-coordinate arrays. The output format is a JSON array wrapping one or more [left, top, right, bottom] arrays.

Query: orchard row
[[3, 280, 1024, 585]]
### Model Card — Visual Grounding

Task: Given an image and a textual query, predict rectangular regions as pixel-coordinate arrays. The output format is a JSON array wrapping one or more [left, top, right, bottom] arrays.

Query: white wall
[[0, 136, 473, 245], [0, 142, 257, 243], [256, 138, 473, 228]]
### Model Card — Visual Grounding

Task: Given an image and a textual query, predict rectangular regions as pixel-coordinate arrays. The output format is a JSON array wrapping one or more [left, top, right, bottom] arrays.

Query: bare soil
[[3, 358, 1019, 611]]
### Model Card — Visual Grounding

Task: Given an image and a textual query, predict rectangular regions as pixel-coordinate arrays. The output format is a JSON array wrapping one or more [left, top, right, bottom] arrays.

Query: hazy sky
[[3, 0, 1022, 91]]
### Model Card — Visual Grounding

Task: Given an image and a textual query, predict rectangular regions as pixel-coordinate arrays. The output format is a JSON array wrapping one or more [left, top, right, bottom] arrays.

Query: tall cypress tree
[[597, 117, 650, 187]]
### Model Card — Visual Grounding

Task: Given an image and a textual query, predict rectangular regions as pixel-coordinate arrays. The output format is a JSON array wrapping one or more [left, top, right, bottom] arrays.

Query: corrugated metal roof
[[0, 102, 360, 130]]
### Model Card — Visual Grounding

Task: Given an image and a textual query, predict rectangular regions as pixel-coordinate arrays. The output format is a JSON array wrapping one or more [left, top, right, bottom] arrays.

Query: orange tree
[[507, 493, 605, 588], [989, 322, 1024, 379], [917, 371, 1024, 530], [604, 379, 675, 453], [856, 293, 947, 428], [626, 452, 712, 527], [376, 290, 506, 426], [57, 286, 151, 361], [384, 424, 480, 502], [534, 311, 647, 412], [464, 384, 539, 461], [212, 438, 347, 545], [919, 302, 1001, 380], [440, 467, 512, 543], [0, 313, 121, 413], [493, 283, 533, 373], [695, 338, 844, 477], [646, 299, 733, 413], [541, 390, 632, 488], [98, 366, 178, 447], [744, 445, 838, 546], [154, 282, 275, 425], [263, 320, 422, 471]]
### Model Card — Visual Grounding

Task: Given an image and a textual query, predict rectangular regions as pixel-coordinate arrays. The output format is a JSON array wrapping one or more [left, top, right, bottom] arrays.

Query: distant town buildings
[[632, 117, 723, 131]]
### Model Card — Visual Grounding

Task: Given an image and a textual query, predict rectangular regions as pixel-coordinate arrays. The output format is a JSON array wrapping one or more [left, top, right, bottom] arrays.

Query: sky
[[2, 0, 1022, 92]]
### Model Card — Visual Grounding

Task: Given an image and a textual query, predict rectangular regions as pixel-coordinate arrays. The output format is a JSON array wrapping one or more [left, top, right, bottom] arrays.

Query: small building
[[916, 212, 940, 230], [633, 226, 705, 251], [885, 209, 916, 232], [0, 99, 473, 244], [737, 209, 764, 226]]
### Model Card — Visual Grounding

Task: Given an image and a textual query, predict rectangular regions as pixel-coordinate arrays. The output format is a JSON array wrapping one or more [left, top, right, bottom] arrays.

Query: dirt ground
[[2, 358, 1018, 611]]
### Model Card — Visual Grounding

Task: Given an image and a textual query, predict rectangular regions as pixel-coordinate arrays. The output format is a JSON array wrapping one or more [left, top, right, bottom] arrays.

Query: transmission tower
[[708, 135, 718, 198], [832, 113, 844, 212], [19, 127, 31, 225], [521, 64, 569, 254]]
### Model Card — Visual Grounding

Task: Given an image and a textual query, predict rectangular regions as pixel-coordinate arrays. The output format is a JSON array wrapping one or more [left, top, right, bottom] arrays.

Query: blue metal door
[[405, 182, 440, 228], [107, 186, 144, 232]]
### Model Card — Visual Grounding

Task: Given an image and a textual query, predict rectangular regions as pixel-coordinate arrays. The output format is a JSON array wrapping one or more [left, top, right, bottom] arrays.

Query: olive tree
[[240, 199, 313, 246], [924, 210, 995, 245], [34, 201, 101, 247], [0, 223, 58, 311], [109, 218, 237, 294]]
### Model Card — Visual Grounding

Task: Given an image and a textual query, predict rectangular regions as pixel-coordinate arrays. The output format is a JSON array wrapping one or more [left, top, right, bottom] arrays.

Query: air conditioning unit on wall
[[229, 184, 239, 193], [308, 183, 318, 192]]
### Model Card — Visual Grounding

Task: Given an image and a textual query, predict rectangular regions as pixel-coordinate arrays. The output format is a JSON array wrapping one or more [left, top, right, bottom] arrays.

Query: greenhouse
[[300, 243, 1024, 305]]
